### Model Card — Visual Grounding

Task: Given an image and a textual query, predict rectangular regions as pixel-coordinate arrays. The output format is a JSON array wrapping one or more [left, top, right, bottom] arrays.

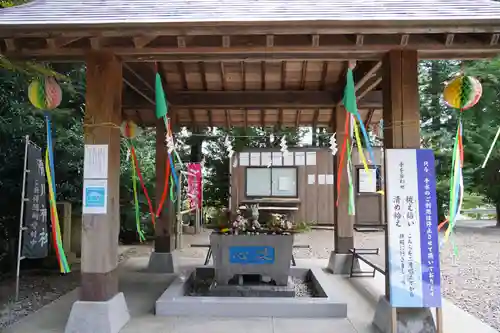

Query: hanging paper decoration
[[280, 136, 288, 155], [187, 163, 202, 210], [27, 77, 69, 273], [121, 121, 156, 233], [120, 120, 142, 139], [130, 148, 145, 242], [440, 74, 482, 256], [28, 77, 62, 110], [44, 115, 70, 274], [329, 133, 338, 156], [155, 65, 180, 210], [336, 66, 377, 208], [443, 75, 482, 111], [224, 136, 234, 158]]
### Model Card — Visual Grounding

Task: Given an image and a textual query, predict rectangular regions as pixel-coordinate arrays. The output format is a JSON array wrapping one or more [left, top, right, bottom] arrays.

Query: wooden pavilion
[[3, 1, 500, 332]]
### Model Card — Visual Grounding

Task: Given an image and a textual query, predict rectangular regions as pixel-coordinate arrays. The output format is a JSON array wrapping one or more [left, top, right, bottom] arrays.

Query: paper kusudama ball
[[120, 120, 140, 139], [28, 77, 62, 110], [443, 75, 482, 110]]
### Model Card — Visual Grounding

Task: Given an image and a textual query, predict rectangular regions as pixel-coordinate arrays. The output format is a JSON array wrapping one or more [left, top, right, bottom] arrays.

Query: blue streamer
[[45, 113, 56, 194], [168, 152, 179, 190], [354, 112, 376, 164]]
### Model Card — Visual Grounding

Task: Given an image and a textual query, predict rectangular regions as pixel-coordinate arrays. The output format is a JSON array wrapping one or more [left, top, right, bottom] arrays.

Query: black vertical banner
[[22, 143, 49, 259]]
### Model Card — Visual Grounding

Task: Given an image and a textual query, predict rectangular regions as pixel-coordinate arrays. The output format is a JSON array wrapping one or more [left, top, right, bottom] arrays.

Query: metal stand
[[15, 135, 30, 301]]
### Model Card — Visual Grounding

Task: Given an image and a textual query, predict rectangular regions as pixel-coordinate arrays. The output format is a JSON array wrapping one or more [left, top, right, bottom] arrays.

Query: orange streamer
[[336, 115, 350, 206]]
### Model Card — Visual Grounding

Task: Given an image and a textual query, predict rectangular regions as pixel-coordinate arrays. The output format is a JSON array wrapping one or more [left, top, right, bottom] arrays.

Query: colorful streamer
[[129, 145, 155, 226], [336, 114, 351, 207], [130, 149, 145, 242], [44, 114, 70, 274], [155, 155, 170, 217]]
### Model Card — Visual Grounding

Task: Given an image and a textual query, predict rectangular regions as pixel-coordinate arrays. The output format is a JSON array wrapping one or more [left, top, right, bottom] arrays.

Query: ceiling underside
[[121, 59, 383, 128]]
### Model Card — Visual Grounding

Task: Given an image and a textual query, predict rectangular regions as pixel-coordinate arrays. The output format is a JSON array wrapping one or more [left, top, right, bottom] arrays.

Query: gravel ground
[[0, 247, 140, 330], [1, 226, 500, 330]]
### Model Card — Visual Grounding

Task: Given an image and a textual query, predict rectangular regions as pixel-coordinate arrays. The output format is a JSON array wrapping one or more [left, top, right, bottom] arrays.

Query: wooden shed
[[230, 147, 385, 226]]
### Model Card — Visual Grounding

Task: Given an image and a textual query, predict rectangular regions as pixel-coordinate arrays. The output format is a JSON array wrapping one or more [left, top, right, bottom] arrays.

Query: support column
[[328, 105, 356, 274], [147, 118, 175, 273], [373, 50, 437, 333], [65, 52, 130, 333]]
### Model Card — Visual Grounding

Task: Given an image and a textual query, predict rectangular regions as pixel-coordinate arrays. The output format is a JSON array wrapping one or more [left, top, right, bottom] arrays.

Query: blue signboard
[[229, 246, 275, 264], [386, 149, 441, 308], [85, 187, 106, 207]]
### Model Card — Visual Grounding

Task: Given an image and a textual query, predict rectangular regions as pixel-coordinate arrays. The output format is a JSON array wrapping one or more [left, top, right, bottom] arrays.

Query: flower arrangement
[[207, 205, 312, 235]]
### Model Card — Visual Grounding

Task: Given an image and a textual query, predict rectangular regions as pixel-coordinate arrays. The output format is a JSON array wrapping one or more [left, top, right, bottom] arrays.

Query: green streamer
[[131, 152, 145, 242]]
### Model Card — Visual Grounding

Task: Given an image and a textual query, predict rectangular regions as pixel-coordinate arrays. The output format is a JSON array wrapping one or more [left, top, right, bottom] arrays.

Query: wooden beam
[[312, 35, 320, 47], [123, 63, 154, 92], [363, 108, 375, 129], [47, 37, 82, 49], [177, 36, 186, 48], [123, 77, 155, 105], [222, 35, 231, 48], [266, 35, 274, 47], [491, 34, 500, 46], [357, 77, 382, 101], [400, 34, 410, 46], [225, 109, 231, 128], [354, 61, 382, 92], [445, 34, 455, 46], [133, 35, 157, 48], [5, 24, 500, 39], [199, 61, 208, 90], [278, 108, 284, 129], [8, 36, 500, 61], [164, 90, 382, 108], [296, 110, 301, 127], [208, 109, 213, 128]]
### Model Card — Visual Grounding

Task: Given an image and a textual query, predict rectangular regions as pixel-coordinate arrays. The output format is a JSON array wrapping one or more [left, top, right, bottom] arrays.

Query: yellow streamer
[[45, 149, 65, 273], [353, 118, 372, 185]]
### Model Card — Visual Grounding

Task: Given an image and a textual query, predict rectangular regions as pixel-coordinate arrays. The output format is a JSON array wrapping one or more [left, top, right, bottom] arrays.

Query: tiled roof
[[1, 0, 500, 26]]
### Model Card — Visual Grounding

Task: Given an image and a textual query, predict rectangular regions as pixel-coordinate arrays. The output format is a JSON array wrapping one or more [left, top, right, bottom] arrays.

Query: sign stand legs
[[391, 307, 397, 333], [435, 307, 443, 333], [15, 135, 30, 301]]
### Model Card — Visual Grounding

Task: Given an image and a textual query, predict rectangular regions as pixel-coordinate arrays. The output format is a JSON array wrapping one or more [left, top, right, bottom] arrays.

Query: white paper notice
[[318, 174, 326, 185], [84, 145, 108, 179], [283, 152, 294, 166], [326, 174, 334, 185], [359, 169, 377, 193], [272, 152, 283, 166], [278, 177, 291, 191], [261, 152, 272, 167], [306, 152, 316, 166], [307, 174, 316, 185], [250, 152, 261, 166], [295, 152, 305, 166], [82, 179, 108, 214], [239, 152, 249, 166]]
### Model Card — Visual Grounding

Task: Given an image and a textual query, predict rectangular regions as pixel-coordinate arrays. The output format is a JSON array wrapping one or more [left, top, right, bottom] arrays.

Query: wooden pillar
[[155, 119, 174, 253], [81, 52, 122, 302], [382, 50, 420, 296], [333, 105, 354, 253]]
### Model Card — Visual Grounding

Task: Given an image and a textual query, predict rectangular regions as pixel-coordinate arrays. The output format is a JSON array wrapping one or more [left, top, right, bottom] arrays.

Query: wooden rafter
[[159, 90, 382, 109], [208, 109, 213, 128], [364, 108, 375, 129], [123, 63, 154, 92], [7, 31, 500, 61], [123, 77, 154, 105], [198, 61, 208, 90]]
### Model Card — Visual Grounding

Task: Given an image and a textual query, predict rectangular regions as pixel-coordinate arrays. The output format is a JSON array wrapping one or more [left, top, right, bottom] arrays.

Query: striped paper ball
[[28, 77, 62, 110], [443, 75, 482, 110], [120, 120, 141, 139]]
